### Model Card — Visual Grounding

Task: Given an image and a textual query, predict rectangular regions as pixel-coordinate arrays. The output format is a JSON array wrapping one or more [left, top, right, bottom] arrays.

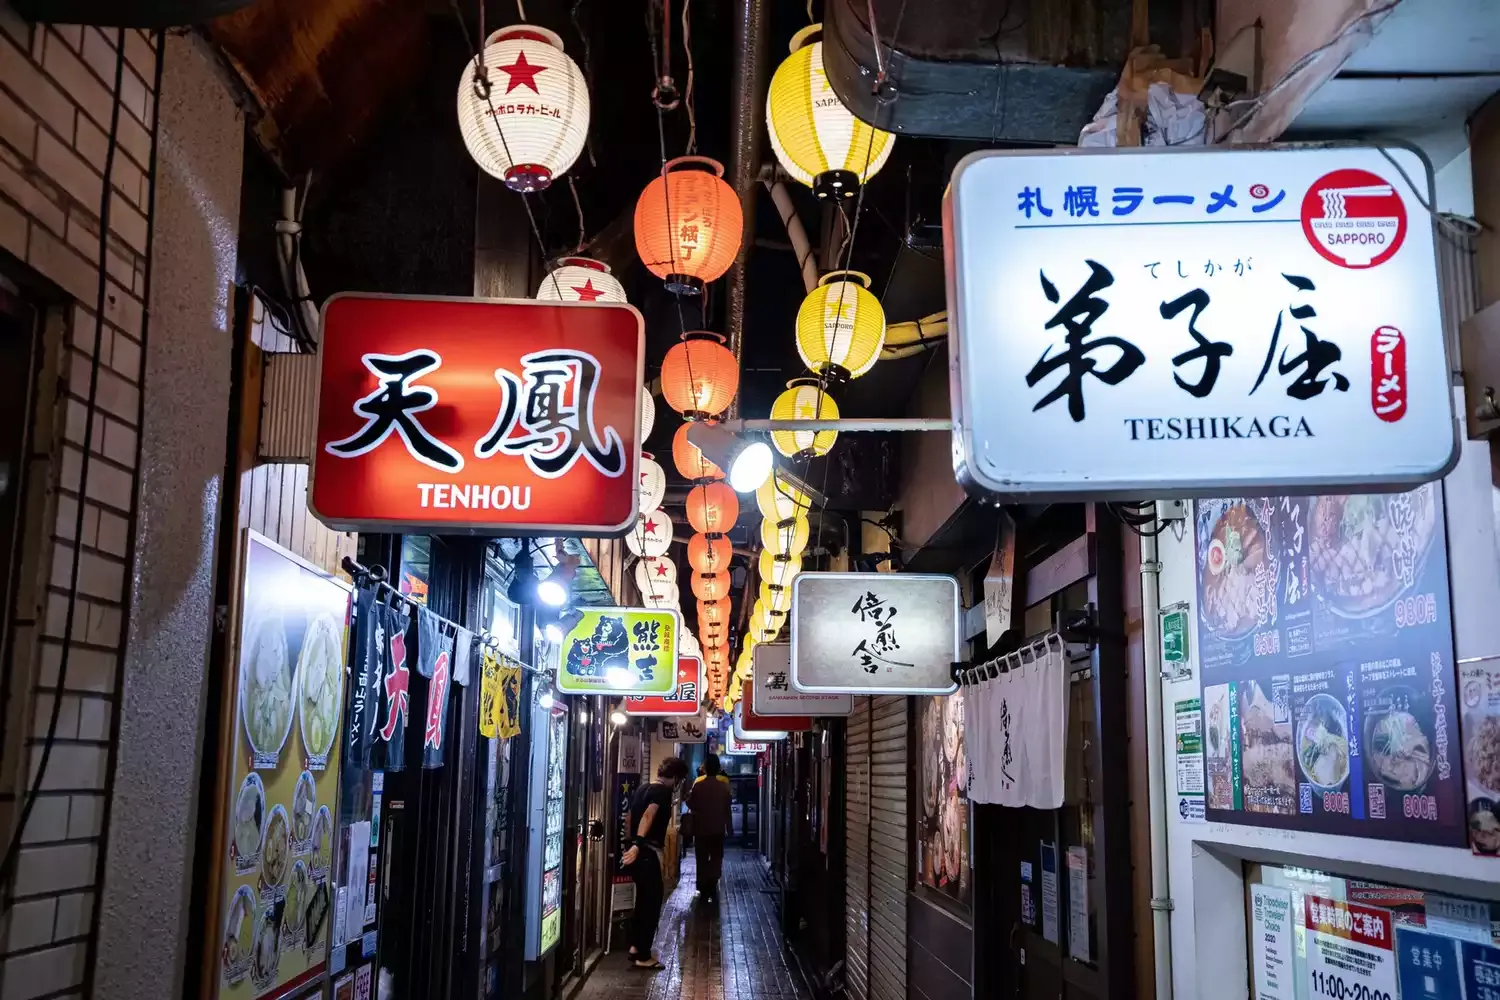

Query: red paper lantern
[[691, 571, 730, 601], [687, 533, 732, 575], [685, 482, 739, 535], [634, 156, 743, 295], [660, 333, 739, 419], [673, 421, 726, 480]]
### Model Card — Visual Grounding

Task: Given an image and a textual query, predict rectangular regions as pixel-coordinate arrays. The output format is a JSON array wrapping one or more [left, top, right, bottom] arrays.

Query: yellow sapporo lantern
[[796, 270, 886, 380], [756, 471, 811, 522], [760, 579, 791, 617], [766, 23, 896, 200], [771, 379, 838, 458], [758, 549, 801, 592], [760, 514, 809, 560]]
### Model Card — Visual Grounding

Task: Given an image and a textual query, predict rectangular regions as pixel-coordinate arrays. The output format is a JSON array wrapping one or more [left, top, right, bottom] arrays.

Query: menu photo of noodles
[[217, 531, 352, 999], [1460, 656, 1500, 856], [1193, 487, 1464, 847]]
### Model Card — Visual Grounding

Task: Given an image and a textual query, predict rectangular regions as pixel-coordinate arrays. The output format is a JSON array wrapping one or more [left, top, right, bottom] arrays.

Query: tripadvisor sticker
[[1300, 167, 1407, 269]]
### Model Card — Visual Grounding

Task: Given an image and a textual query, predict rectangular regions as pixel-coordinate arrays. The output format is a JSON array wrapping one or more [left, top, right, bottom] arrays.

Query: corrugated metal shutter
[[867, 695, 908, 1000], [845, 697, 872, 1000], [845, 696, 908, 1000]]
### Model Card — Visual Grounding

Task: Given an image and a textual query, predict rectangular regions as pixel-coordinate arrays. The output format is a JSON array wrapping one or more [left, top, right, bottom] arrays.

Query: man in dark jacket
[[686, 754, 734, 902]]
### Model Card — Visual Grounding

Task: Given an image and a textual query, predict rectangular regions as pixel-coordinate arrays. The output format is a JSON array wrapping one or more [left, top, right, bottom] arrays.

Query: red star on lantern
[[654, 563, 670, 577], [572, 279, 604, 302], [642, 516, 659, 535], [498, 51, 547, 94]]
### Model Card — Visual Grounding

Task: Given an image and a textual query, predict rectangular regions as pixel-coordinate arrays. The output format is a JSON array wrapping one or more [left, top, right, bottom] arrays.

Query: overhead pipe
[[764, 179, 818, 294], [725, 0, 771, 411]]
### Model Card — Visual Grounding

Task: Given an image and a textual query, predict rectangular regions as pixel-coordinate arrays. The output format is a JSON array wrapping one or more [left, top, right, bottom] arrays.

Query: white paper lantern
[[640, 582, 681, 608], [535, 256, 627, 303], [634, 555, 679, 593], [640, 388, 656, 441], [624, 510, 674, 558], [638, 454, 667, 514], [681, 630, 701, 657], [457, 25, 589, 192]]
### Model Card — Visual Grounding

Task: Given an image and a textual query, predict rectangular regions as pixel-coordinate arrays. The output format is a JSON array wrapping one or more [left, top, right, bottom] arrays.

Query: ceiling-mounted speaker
[[11, 0, 257, 27]]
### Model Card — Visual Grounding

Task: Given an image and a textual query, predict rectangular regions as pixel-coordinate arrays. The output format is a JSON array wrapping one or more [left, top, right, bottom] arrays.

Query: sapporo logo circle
[[1300, 168, 1407, 269]]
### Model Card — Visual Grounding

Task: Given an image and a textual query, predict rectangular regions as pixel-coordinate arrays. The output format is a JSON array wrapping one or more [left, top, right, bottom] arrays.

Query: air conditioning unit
[[10, 0, 256, 27]]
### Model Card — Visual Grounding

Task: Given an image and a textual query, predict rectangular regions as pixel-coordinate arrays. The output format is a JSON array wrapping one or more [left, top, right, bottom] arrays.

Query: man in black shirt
[[623, 755, 689, 968]]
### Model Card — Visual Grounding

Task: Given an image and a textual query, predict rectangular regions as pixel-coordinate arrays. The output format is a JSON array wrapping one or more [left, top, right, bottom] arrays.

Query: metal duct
[[726, 0, 772, 401]]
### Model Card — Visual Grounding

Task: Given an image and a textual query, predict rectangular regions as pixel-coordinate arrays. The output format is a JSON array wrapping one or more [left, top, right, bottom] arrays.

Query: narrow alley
[[573, 850, 810, 1000]]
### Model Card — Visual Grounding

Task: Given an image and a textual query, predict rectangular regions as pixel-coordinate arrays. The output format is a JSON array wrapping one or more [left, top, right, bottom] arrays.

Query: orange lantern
[[691, 571, 730, 601], [685, 482, 739, 534], [634, 156, 743, 295], [660, 333, 740, 418], [687, 533, 732, 575], [699, 597, 732, 626], [673, 421, 725, 480]]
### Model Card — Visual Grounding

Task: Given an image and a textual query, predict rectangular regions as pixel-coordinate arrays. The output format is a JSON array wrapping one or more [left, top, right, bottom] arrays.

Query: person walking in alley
[[622, 755, 690, 969], [687, 753, 734, 903]]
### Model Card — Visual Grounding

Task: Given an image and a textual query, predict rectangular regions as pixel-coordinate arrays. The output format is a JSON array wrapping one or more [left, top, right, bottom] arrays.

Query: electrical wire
[[567, 176, 586, 253], [681, 0, 697, 155], [0, 28, 128, 893]]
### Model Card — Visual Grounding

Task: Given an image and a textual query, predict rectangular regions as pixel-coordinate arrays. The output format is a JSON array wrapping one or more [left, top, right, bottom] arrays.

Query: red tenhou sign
[[743, 680, 811, 733], [312, 294, 644, 534], [624, 657, 702, 716]]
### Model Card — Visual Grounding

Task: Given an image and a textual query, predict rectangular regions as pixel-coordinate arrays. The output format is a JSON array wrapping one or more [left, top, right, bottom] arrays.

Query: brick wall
[[0, 11, 159, 999]]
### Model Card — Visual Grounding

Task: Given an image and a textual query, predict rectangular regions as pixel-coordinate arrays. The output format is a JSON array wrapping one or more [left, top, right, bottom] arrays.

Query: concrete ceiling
[[1286, 0, 1500, 167]]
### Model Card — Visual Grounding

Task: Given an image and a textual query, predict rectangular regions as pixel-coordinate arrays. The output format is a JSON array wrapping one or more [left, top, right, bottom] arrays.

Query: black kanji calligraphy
[[1250, 274, 1349, 401], [476, 349, 626, 479], [326, 350, 464, 472], [1159, 289, 1233, 398], [1026, 261, 1145, 422]]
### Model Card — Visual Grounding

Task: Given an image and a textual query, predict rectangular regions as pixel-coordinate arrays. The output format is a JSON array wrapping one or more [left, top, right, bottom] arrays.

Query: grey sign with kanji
[[790, 573, 961, 695]]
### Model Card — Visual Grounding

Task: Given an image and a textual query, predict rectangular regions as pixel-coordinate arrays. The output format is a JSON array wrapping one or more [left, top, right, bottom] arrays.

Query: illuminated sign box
[[945, 145, 1456, 500]]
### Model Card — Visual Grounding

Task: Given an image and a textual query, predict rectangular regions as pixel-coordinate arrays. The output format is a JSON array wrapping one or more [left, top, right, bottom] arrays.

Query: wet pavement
[[572, 848, 810, 1000]]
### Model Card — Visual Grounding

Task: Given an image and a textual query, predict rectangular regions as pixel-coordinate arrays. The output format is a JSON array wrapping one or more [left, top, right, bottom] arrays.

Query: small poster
[[1175, 698, 1207, 823], [352, 963, 372, 1000], [1461, 939, 1500, 1000], [1458, 655, 1500, 855], [1066, 846, 1089, 962], [1040, 842, 1059, 945], [1395, 927, 1463, 1000], [1303, 896, 1398, 1000], [618, 736, 642, 775], [1020, 861, 1036, 925], [1250, 885, 1295, 1000], [479, 649, 501, 739], [983, 514, 1017, 648], [1161, 603, 1191, 681]]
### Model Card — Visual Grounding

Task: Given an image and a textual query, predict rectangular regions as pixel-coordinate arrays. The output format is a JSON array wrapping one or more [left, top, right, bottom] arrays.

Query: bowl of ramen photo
[[1297, 694, 1350, 792], [1307, 486, 1438, 618], [1199, 503, 1277, 640], [1362, 688, 1434, 793], [240, 609, 294, 761]]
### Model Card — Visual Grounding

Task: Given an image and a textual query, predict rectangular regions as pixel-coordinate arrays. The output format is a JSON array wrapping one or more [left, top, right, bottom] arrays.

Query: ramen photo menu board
[[1193, 485, 1465, 846], [217, 532, 351, 998]]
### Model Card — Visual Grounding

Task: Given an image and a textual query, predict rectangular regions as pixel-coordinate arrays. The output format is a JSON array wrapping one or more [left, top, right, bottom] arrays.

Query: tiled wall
[[0, 11, 159, 998]]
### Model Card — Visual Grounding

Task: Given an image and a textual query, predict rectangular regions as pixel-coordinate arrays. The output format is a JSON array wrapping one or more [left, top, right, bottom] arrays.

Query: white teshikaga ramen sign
[[944, 144, 1457, 500]]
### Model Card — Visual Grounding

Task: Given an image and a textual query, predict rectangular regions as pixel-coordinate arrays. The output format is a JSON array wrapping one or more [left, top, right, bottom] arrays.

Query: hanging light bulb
[[634, 156, 742, 295], [458, 26, 590, 192], [686, 422, 774, 494], [638, 453, 667, 514], [624, 510, 674, 558], [640, 389, 656, 441], [690, 571, 730, 602], [685, 482, 739, 535], [766, 24, 896, 200], [760, 514, 810, 560], [634, 554, 678, 592], [687, 533, 732, 576], [796, 271, 886, 380], [660, 333, 739, 418], [673, 422, 725, 481], [771, 379, 839, 458], [535, 256, 626, 302]]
